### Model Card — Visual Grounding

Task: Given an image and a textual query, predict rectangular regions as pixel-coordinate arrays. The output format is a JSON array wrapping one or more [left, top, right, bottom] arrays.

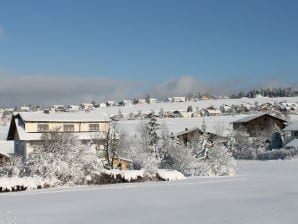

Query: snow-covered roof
[[285, 139, 298, 148], [206, 109, 221, 114], [14, 119, 107, 141], [19, 111, 109, 123], [175, 127, 200, 137], [231, 114, 263, 123], [284, 121, 298, 131], [231, 114, 286, 124]]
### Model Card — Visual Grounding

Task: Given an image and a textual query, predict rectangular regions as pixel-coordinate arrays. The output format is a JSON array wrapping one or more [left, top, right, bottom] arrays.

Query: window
[[294, 131, 298, 137], [38, 124, 49, 132], [89, 124, 99, 131], [64, 124, 74, 132]]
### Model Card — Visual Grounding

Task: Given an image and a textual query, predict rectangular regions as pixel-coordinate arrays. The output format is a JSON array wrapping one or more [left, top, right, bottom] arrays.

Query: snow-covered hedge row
[[0, 176, 58, 192], [156, 169, 186, 181], [233, 147, 298, 160], [88, 169, 186, 184], [102, 169, 145, 182]]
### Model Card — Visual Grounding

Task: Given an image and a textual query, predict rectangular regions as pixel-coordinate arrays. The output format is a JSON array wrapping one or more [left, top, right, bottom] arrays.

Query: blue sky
[[0, 0, 298, 105]]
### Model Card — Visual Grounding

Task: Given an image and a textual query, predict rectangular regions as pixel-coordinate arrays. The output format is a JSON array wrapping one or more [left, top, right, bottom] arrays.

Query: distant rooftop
[[18, 111, 109, 123], [284, 121, 298, 131], [285, 139, 298, 148]]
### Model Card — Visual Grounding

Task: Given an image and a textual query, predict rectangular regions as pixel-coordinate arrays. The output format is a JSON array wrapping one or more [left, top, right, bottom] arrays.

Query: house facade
[[231, 114, 287, 140], [7, 112, 111, 159]]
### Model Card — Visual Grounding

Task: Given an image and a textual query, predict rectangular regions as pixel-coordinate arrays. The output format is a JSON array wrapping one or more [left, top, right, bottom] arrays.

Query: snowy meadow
[[1, 160, 298, 224]]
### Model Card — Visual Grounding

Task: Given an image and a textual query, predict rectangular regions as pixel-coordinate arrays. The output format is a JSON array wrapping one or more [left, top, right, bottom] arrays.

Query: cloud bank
[[0, 74, 295, 107], [0, 75, 140, 106]]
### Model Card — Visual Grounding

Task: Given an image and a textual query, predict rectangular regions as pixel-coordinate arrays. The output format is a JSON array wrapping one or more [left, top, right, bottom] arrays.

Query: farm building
[[231, 114, 287, 140]]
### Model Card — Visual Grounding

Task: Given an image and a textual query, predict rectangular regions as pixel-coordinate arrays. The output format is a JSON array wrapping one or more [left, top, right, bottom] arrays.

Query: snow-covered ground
[[118, 115, 246, 137], [1, 160, 298, 224], [0, 125, 8, 140], [97, 96, 298, 116]]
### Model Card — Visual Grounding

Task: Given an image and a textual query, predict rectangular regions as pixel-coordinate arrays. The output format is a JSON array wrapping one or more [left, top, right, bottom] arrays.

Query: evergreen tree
[[147, 116, 160, 154]]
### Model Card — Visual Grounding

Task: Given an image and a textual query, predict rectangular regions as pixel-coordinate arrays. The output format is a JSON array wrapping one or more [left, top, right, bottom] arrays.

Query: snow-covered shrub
[[0, 156, 24, 177], [256, 148, 298, 160], [25, 132, 103, 185], [0, 176, 58, 192], [164, 144, 196, 172], [103, 169, 145, 182], [156, 169, 186, 181], [205, 145, 236, 176]]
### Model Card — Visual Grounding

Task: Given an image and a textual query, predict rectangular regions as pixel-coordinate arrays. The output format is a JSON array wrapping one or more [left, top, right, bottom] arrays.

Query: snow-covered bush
[[156, 169, 186, 181], [204, 145, 236, 176], [0, 176, 58, 192], [0, 156, 24, 177], [102, 169, 145, 182], [25, 132, 103, 185], [163, 144, 196, 172]]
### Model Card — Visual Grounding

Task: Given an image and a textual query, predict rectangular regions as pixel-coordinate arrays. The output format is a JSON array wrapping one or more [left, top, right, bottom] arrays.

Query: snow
[[118, 116, 246, 137], [96, 96, 298, 116], [0, 125, 8, 140], [102, 169, 145, 182], [284, 121, 298, 131], [156, 169, 186, 181], [0, 176, 57, 192], [0, 140, 14, 156], [19, 111, 109, 122], [285, 139, 298, 148], [1, 160, 298, 224]]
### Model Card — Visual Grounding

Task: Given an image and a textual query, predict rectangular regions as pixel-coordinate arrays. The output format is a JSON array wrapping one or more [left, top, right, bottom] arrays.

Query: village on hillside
[[1, 93, 298, 192]]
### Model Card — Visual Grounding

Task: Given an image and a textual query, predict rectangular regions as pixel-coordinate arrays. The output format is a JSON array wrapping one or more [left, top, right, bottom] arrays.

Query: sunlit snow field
[[1, 160, 298, 224]]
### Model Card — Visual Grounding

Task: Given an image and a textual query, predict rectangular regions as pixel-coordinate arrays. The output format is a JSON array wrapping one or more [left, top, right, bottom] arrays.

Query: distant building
[[201, 106, 222, 116], [149, 98, 158, 104], [172, 97, 186, 102], [175, 127, 203, 146], [285, 139, 298, 150], [20, 106, 30, 112], [119, 100, 132, 107], [231, 114, 286, 140], [283, 121, 298, 143], [106, 101, 116, 107], [99, 103, 107, 108], [53, 105, 65, 112], [81, 103, 94, 110], [137, 99, 146, 104]]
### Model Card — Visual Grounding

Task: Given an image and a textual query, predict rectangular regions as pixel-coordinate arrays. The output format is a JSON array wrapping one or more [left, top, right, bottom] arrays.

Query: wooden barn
[[231, 114, 287, 139], [174, 127, 203, 146]]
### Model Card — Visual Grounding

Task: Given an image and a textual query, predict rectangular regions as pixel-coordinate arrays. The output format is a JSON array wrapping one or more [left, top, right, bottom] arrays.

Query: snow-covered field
[[1, 160, 298, 224], [97, 96, 298, 116], [118, 115, 246, 137]]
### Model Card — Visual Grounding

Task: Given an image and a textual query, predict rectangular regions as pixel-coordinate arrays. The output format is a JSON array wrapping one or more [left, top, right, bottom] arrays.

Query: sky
[[0, 0, 298, 106]]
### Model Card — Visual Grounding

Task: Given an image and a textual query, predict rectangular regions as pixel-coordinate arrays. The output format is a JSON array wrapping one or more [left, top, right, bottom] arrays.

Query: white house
[[7, 111, 111, 160], [81, 103, 94, 110], [172, 97, 186, 102]]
